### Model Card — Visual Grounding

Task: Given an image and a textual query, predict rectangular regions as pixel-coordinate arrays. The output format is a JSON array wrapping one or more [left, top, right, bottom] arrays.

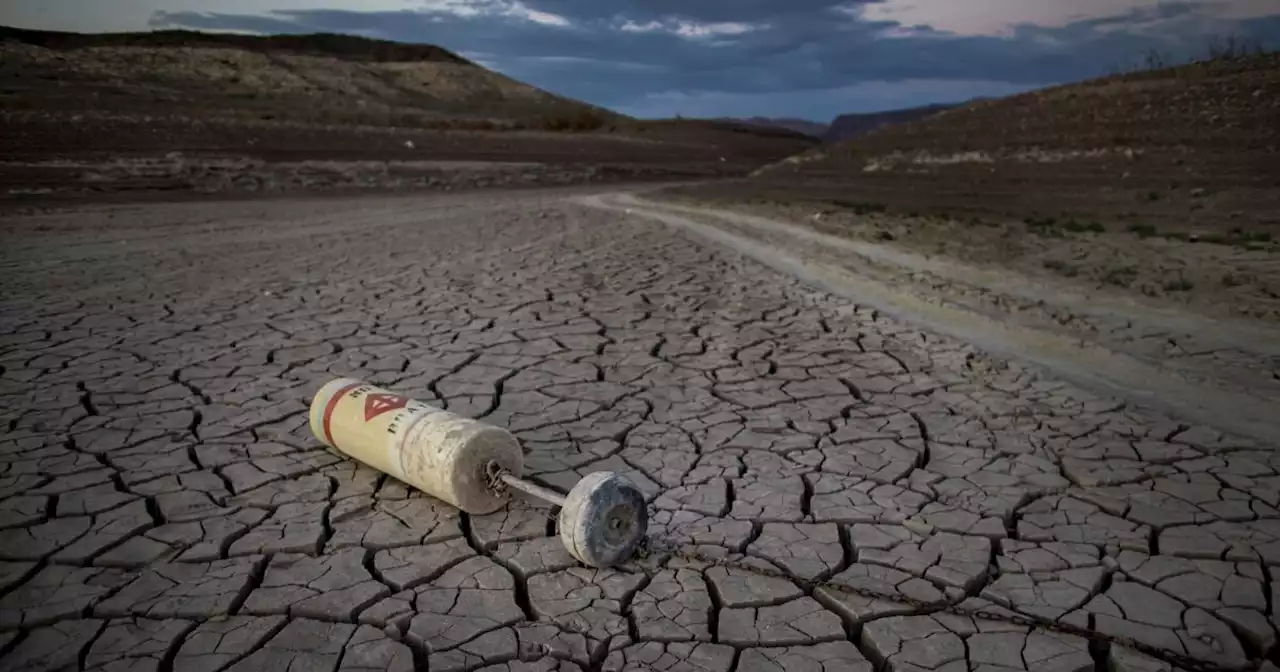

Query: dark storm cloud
[[150, 1, 1280, 120], [526, 0, 860, 22]]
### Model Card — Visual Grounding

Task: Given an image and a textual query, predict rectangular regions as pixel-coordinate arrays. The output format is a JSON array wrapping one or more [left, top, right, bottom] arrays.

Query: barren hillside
[[0, 27, 818, 199], [0, 26, 613, 127], [678, 51, 1280, 235], [663, 51, 1280, 324]]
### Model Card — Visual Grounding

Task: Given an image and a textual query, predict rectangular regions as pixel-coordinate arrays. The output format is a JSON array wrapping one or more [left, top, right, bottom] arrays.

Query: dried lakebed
[[1, 188, 1278, 672]]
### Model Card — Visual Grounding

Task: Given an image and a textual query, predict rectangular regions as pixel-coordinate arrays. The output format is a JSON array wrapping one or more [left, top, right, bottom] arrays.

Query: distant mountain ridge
[[718, 117, 828, 138], [721, 105, 974, 142], [823, 103, 960, 141]]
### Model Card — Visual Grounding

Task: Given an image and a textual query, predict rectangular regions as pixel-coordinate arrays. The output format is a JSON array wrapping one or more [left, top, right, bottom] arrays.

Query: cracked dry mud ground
[[1, 189, 1278, 672]]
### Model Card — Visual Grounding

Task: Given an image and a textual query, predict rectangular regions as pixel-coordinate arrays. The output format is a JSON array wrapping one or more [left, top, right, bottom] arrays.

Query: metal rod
[[499, 473, 567, 508]]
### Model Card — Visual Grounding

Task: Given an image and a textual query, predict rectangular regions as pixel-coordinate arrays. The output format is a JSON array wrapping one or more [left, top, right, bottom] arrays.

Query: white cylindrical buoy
[[308, 378, 523, 514], [309, 378, 649, 567]]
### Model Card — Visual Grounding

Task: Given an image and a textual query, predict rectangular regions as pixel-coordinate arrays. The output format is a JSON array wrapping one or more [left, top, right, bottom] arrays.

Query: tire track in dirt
[[579, 191, 1280, 444]]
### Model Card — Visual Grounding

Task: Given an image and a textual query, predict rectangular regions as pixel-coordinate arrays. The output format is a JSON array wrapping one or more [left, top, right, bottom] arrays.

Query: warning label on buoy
[[364, 393, 408, 421]]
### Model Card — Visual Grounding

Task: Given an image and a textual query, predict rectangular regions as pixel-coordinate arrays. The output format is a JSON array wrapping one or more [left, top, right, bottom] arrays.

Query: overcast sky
[[3, 1, 1279, 121]]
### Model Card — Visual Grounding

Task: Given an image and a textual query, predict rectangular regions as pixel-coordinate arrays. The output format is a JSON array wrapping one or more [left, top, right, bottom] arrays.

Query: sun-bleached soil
[[2, 188, 1278, 671]]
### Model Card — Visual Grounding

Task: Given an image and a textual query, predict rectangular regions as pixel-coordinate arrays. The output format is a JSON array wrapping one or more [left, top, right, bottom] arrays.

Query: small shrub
[[1127, 223, 1158, 238], [831, 200, 887, 216], [1145, 191, 1161, 202], [1103, 266, 1139, 287], [1222, 273, 1246, 287], [1198, 230, 1273, 248], [1063, 220, 1106, 234], [1163, 277, 1194, 292], [1205, 34, 1267, 60], [541, 109, 608, 132], [1143, 48, 1170, 70], [1043, 259, 1080, 277], [1024, 216, 1063, 237]]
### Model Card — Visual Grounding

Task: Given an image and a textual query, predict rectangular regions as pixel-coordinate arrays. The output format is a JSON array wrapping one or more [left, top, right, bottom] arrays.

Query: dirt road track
[[581, 193, 1280, 446], [1, 188, 1278, 672]]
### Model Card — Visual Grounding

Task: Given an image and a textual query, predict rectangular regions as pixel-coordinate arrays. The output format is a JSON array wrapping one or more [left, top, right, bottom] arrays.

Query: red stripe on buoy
[[322, 382, 362, 448]]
